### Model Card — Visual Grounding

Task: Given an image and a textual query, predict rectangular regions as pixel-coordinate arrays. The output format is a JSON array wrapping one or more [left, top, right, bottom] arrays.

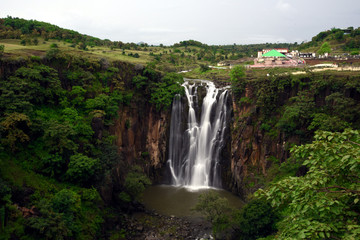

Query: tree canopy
[[256, 129, 360, 239]]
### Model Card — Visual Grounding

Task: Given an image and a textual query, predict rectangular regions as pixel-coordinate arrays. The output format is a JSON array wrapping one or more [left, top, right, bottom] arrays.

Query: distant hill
[[298, 27, 360, 55], [0, 16, 139, 50]]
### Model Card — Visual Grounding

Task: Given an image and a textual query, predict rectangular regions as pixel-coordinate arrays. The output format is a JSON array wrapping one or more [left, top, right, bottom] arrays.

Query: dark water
[[142, 185, 244, 217]]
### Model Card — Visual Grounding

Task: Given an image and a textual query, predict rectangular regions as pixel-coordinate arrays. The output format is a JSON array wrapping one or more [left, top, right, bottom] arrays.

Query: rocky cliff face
[[112, 101, 170, 182], [228, 86, 293, 198]]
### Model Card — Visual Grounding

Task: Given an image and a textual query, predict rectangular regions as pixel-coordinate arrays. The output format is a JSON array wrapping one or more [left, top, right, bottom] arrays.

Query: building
[[299, 52, 316, 58], [257, 48, 289, 58], [252, 49, 304, 68]]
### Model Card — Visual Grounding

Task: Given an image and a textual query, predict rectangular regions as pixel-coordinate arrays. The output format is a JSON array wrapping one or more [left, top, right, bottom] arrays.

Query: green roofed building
[[262, 49, 286, 58]]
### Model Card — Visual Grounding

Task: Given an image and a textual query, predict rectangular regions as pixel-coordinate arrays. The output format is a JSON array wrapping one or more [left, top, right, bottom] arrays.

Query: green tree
[[150, 72, 184, 110], [230, 65, 246, 96], [132, 75, 149, 90], [317, 42, 331, 55], [255, 129, 360, 239], [277, 90, 315, 136], [233, 198, 279, 240], [0, 65, 61, 114], [26, 199, 71, 240], [52, 189, 81, 215], [42, 119, 77, 154], [123, 166, 151, 201], [65, 153, 100, 185], [193, 191, 234, 238], [334, 30, 344, 41], [0, 112, 31, 152]]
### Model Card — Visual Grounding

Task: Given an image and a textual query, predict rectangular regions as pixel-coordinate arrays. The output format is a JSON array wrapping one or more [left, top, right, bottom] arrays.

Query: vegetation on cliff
[[228, 66, 360, 239], [0, 41, 183, 238]]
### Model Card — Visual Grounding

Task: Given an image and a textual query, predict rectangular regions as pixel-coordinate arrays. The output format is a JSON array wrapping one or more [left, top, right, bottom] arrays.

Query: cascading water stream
[[167, 79, 230, 190]]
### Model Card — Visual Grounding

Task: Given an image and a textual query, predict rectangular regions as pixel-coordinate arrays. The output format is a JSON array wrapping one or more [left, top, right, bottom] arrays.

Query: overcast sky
[[1, 0, 360, 45]]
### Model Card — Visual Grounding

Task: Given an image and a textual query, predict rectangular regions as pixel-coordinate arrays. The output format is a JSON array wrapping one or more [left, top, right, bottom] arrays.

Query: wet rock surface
[[124, 211, 213, 240]]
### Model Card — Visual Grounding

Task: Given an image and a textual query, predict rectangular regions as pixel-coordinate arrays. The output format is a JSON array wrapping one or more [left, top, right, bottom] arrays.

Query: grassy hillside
[[298, 27, 360, 55], [0, 17, 299, 73]]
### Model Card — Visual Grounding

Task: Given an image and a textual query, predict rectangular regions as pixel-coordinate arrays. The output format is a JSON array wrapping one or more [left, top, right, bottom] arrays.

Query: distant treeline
[[0, 17, 298, 57], [0, 16, 138, 50]]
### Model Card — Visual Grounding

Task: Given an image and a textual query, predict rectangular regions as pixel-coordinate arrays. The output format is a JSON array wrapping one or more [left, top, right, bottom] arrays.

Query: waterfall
[[167, 79, 230, 189]]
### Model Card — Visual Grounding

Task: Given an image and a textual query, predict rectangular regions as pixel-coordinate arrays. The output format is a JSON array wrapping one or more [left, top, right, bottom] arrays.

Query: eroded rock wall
[[112, 102, 170, 182], [228, 87, 293, 198]]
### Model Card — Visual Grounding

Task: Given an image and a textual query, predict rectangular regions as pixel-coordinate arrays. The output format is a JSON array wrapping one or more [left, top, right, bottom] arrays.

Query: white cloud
[[276, 0, 291, 11]]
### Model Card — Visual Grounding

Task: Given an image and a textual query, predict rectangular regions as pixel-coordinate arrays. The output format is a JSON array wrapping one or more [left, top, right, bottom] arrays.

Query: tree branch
[[346, 139, 360, 147]]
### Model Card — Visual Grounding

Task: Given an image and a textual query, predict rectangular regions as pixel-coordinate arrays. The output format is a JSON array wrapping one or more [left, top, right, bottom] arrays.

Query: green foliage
[[118, 192, 131, 203], [42, 119, 77, 154], [277, 90, 315, 136], [0, 112, 31, 152], [260, 123, 272, 132], [317, 41, 331, 55], [0, 179, 12, 232], [230, 65, 246, 96], [26, 199, 72, 240], [234, 198, 279, 240], [256, 129, 360, 239], [0, 45, 4, 56], [52, 189, 81, 215], [65, 153, 100, 185], [308, 113, 350, 132], [334, 30, 344, 40], [0, 65, 61, 114], [325, 92, 360, 123], [132, 75, 149, 90], [199, 64, 210, 72], [193, 191, 235, 237], [150, 72, 184, 110], [124, 166, 151, 201]]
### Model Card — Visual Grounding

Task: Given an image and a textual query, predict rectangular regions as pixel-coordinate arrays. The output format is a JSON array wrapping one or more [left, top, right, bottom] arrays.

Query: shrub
[[26, 199, 71, 239], [65, 154, 100, 185], [52, 189, 81, 215], [230, 65, 247, 96], [150, 72, 184, 110], [124, 166, 151, 201], [193, 191, 235, 238], [233, 198, 279, 240]]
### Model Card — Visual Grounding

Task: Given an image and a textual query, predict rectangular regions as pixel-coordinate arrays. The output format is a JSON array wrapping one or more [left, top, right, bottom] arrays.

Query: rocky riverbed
[[124, 210, 213, 240]]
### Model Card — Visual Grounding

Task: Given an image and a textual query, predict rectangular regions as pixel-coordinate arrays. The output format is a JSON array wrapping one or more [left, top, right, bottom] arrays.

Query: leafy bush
[[317, 42, 331, 55], [124, 166, 151, 201], [230, 65, 247, 96], [233, 198, 279, 240], [52, 189, 81, 215], [308, 113, 350, 132], [26, 199, 72, 240], [132, 75, 149, 90], [276, 91, 315, 136], [193, 191, 235, 238], [65, 153, 100, 185], [150, 72, 184, 110]]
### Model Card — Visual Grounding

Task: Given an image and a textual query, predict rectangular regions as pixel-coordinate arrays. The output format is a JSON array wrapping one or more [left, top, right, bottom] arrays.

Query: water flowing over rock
[[167, 79, 230, 189]]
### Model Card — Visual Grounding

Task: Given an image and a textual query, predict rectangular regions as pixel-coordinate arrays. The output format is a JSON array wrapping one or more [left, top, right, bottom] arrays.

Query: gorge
[[1, 20, 360, 238]]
